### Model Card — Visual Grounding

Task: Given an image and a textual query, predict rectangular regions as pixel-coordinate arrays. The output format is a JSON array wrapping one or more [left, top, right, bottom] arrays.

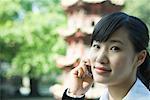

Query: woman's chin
[[93, 76, 108, 84]]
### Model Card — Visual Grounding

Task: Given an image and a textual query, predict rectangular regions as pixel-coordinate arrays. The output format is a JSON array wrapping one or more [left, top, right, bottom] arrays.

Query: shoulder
[[123, 78, 150, 100]]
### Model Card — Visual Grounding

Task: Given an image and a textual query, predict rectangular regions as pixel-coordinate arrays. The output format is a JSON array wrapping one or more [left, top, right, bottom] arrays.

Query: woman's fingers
[[72, 57, 92, 79], [68, 58, 93, 95], [78, 67, 84, 78], [76, 58, 92, 79]]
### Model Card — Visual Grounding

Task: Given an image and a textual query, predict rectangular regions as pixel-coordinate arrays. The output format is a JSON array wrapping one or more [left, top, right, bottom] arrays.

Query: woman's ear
[[136, 50, 147, 67]]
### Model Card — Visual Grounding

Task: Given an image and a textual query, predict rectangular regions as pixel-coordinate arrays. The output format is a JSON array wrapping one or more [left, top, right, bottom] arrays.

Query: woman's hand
[[68, 58, 94, 96]]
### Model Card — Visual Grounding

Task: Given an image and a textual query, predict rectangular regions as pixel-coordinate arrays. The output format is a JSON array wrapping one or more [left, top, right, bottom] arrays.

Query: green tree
[[0, 0, 67, 93], [123, 0, 150, 51], [123, 0, 150, 30], [0, 0, 67, 96]]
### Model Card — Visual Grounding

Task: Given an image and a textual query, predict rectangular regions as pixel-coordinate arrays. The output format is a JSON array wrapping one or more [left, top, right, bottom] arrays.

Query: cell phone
[[86, 64, 92, 74]]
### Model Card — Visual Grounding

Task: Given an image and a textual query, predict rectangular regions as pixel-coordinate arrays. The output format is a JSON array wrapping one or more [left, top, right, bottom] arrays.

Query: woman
[[62, 12, 150, 100]]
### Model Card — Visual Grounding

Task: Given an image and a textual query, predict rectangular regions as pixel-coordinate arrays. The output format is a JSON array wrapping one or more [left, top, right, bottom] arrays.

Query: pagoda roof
[[57, 27, 93, 38], [61, 0, 125, 7]]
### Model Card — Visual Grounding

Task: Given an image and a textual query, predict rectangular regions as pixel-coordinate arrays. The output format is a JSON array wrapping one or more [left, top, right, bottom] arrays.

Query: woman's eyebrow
[[109, 39, 124, 45]]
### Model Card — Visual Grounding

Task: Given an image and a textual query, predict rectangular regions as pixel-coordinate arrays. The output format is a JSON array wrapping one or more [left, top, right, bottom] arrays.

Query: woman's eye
[[92, 44, 100, 49], [110, 46, 120, 52]]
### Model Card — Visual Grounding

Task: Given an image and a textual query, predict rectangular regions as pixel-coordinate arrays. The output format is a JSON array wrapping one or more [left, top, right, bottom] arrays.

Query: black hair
[[91, 12, 150, 90]]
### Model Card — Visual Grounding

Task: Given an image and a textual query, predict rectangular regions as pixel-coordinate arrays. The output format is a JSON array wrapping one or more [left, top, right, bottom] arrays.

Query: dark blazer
[[62, 89, 99, 100]]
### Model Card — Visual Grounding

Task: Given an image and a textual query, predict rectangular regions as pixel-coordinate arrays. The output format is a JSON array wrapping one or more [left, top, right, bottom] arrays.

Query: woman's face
[[90, 28, 138, 86]]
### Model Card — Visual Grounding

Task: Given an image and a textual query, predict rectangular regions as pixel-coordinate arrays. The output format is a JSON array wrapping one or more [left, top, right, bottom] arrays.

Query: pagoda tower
[[50, 0, 125, 99]]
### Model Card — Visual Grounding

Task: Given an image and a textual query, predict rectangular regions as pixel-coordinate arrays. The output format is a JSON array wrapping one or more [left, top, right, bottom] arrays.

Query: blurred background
[[0, 0, 150, 100]]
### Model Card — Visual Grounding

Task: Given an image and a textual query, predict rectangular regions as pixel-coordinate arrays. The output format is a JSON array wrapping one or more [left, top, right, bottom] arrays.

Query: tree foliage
[[123, 0, 150, 30], [123, 0, 150, 51], [0, 0, 67, 78]]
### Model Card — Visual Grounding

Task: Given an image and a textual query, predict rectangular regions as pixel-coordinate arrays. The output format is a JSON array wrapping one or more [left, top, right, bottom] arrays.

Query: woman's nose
[[96, 51, 109, 64]]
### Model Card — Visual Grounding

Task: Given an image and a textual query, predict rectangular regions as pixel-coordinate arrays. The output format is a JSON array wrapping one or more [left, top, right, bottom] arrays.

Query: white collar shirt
[[99, 78, 150, 100]]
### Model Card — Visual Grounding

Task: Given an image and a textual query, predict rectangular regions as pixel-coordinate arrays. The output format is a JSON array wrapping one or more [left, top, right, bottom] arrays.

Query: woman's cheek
[[110, 55, 127, 70], [89, 52, 97, 69], [89, 51, 96, 61]]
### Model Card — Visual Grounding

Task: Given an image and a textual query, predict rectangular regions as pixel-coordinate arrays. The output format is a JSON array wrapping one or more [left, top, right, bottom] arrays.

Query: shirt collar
[[123, 78, 150, 100], [99, 78, 150, 100]]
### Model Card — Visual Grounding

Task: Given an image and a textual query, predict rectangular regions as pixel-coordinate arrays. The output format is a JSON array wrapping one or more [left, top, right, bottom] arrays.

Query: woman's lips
[[94, 66, 112, 74]]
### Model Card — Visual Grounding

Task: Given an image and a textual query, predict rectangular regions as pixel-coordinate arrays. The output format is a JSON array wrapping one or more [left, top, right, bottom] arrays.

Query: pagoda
[[50, 0, 125, 99]]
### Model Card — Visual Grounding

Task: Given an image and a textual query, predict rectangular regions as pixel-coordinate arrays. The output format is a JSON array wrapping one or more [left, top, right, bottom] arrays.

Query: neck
[[107, 77, 136, 100]]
